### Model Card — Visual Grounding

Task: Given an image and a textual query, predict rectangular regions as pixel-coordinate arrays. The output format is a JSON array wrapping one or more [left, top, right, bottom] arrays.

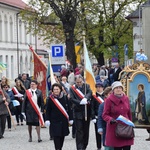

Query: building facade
[[0, 0, 35, 79], [126, 0, 150, 64]]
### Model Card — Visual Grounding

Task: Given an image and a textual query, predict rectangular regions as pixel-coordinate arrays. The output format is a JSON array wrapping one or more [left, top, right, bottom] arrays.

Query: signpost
[[50, 44, 65, 65]]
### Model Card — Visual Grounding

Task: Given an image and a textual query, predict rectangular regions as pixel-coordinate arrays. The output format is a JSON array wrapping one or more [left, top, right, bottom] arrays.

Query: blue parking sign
[[50, 44, 65, 65], [52, 45, 64, 57]]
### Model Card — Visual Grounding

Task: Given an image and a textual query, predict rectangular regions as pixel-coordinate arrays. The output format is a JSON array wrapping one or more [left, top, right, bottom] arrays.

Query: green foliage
[[20, 0, 147, 65]]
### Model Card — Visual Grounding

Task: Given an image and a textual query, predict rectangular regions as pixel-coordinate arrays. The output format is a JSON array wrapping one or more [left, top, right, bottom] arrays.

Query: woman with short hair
[[45, 83, 73, 150]]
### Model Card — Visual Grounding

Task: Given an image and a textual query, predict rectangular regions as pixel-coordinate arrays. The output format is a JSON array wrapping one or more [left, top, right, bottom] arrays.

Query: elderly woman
[[102, 81, 134, 150]]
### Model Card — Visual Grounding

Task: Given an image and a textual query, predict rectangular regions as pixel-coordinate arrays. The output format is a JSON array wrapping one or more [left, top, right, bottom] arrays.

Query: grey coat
[[0, 91, 10, 115]]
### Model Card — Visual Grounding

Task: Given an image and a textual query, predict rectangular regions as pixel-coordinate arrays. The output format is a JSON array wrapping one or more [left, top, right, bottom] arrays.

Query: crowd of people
[[0, 63, 135, 150]]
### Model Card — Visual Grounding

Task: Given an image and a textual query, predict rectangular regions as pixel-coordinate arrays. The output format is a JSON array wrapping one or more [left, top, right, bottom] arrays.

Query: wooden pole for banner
[[1, 89, 16, 130], [83, 31, 87, 121]]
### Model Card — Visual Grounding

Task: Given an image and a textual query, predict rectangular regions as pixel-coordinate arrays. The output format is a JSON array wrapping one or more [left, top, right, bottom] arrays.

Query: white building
[[0, 0, 38, 79], [126, 0, 150, 64]]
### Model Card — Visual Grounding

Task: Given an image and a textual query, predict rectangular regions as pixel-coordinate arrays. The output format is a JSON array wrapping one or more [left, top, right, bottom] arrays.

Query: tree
[[21, 0, 147, 67], [79, 0, 146, 65], [21, 0, 82, 69]]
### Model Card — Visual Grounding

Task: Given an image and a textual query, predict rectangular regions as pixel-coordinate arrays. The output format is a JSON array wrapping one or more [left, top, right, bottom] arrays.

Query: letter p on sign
[[52, 45, 63, 57]]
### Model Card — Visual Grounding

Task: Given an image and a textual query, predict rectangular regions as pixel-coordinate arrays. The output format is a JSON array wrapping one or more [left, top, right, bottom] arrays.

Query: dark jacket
[[0, 91, 10, 115], [45, 93, 72, 137], [22, 89, 44, 123], [97, 102, 106, 146], [21, 79, 30, 89], [6, 90, 15, 102], [113, 67, 122, 81], [69, 83, 92, 119], [91, 92, 104, 119]]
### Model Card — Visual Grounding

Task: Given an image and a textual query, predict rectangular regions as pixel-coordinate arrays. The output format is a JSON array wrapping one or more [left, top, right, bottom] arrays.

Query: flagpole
[[46, 49, 56, 86], [83, 31, 87, 121]]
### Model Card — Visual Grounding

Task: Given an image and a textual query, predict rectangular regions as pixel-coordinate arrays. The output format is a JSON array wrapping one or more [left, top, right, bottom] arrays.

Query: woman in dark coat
[[12, 79, 26, 125], [102, 81, 134, 150], [22, 80, 44, 142], [45, 83, 73, 150]]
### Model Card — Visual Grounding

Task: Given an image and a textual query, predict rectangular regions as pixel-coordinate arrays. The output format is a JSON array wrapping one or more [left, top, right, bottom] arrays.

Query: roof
[[126, 8, 141, 20], [126, 0, 150, 20], [0, 0, 27, 9]]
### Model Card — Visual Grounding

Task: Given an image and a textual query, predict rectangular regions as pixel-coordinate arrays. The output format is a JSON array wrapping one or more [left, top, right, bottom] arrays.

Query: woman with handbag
[[102, 81, 134, 150]]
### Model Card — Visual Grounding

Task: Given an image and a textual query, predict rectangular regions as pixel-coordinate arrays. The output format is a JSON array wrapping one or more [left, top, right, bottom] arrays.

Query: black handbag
[[115, 123, 135, 139]]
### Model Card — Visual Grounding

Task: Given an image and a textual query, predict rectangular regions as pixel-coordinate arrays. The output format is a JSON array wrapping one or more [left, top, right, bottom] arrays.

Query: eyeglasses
[[4, 87, 8, 88]]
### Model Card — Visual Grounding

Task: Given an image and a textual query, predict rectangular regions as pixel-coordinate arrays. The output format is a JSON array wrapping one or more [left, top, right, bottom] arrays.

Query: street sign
[[50, 44, 65, 65]]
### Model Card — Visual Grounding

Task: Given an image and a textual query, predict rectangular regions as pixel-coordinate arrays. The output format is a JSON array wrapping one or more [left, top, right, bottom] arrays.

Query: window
[[0, 15, 2, 41], [30, 56, 33, 76], [19, 19, 22, 43], [6, 55, 8, 77], [11, 55, 14, 79], [20, 55, 23, 73], [4, 15, 8, 42], [10, 16, 13, 42], [25, 56, 28, 72], [24, 21, 27, 44]]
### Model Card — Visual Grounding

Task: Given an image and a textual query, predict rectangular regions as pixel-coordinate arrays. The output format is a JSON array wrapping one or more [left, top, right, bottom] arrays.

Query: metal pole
[[16, 13, 20, 75], [139, 5, 142, 50]]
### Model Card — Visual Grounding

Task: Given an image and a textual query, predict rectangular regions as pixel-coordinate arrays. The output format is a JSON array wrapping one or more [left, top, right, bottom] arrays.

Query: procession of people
[[0, 63, 135, 150]]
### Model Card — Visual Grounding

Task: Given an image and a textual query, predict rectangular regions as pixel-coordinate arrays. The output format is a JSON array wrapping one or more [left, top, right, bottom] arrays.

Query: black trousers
[[75, 118, 90, 150], [94, 121, 101, 149], [114, 146, 131, 150], [53, 136, 65, 150], [0, 114, 7, 137], [7, 115, 11, 129], [15, 106, 23, 123], [72, 121, 76, 136]]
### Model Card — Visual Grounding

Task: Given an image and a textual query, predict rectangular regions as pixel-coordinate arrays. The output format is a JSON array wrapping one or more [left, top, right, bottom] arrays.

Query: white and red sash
[[50, 95, 69, 120], [93, 94, 104, 104], [12, 87, 23, 101], [71, 85, 85, 99], [26, 89, 44, 126]]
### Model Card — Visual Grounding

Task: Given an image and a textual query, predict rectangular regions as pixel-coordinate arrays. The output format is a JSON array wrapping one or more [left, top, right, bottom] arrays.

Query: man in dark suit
[[21, 73, 31, 89], [70, 75, 92, 150], [113, 63, 122, 81]]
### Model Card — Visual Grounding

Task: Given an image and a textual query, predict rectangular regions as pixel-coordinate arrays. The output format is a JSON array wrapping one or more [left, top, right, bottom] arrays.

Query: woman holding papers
[[102, 81, 134, 150], [12, 79, 25, 125], [45, 83, 73, 150]]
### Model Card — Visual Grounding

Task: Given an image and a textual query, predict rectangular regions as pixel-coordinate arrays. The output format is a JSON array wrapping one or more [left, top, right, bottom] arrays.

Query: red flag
[[29, 45, 47, 100]]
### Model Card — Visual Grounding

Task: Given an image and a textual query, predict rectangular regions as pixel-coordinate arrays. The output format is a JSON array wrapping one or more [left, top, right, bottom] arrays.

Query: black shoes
[[38, 139, 42, 142], [28, 137, 32, 142], [146, 138, 150, 141], [0, 135, 4, 139]]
